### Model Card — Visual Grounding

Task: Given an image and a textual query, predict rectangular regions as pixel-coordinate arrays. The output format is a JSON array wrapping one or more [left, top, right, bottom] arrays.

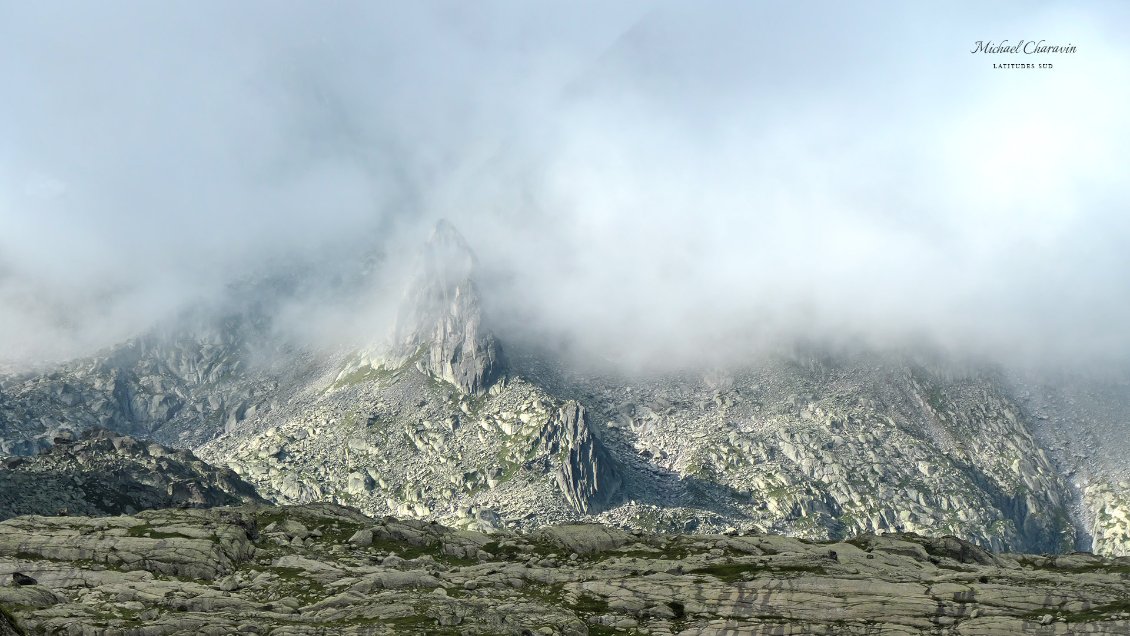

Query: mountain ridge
[[1, 222, 1127, 557]]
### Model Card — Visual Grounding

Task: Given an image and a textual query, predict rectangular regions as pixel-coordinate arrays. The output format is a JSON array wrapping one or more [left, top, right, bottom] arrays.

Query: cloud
[[1, 1, 1127, 371], [457, 1, 1130, 369]]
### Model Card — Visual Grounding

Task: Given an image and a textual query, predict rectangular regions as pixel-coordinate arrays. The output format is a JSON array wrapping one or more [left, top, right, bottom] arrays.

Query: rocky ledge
[[1, 504, 1129, 635], [0, 429, 264, 521]]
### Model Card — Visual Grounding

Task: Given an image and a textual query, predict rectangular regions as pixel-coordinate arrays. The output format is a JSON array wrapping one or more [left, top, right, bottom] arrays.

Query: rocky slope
[[0, 303, 298, 455], [1, 222, 1128, 558], [2, 503, 1129, 635], [199, 346, 1083, 554], [1012, 373, 1130, 555], [0, 428, 264, 520]]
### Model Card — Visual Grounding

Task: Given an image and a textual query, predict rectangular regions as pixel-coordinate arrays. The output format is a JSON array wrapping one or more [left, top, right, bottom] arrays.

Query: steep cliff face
[[391, 220, 503, 397], [1085, 482, 1130, 557], [537, 402, 622, 513]]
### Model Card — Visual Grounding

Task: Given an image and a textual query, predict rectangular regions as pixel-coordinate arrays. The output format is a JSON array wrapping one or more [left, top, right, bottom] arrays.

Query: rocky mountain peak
[[424, 218, 475, 278], [392, 220, 504, 396]]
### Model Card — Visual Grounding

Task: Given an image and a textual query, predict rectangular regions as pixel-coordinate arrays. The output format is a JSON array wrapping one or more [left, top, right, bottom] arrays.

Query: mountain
[[0, 303, 292, 454], [0, 221, 1127, 559], [389, 219, 505, 397], [2, 503, 1129, 634]]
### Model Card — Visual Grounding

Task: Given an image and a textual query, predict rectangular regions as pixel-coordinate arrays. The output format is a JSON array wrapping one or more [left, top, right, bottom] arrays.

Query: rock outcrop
[[2, 504, 1130, 634], [0, 610, 18, 636], [0, 300, 302, 453], [538, 402, 622, 513], [0, 428, 264, 520], [392, 220, 504, 396], [1085, 481, 1130, 557]]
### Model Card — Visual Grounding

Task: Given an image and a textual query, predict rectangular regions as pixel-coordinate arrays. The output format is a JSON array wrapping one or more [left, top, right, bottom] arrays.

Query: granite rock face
[[1084, 481, 1130, 557], [0, 428, 265, 520], [539, 402, 622, 514], [0, 299, 309, 453], [2, 504, 1130, 635], [391, 220, 504, 397]]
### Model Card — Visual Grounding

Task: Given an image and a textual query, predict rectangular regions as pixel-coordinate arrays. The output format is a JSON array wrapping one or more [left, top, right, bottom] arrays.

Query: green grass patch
[[272, 566, 307, 579], [269, 566, 327, 603], [314, 520, 366, 545], [323, 613, 461, 634], [570, 593, 610, 614], [688, 562, 763, 582], [125, 525, 198, 540], [1062, 599, 1130, 623], [587, 626, 628, 636], [480, 541, 521, 559], [332, 364, 397, 389], [689, 561, 827, 582]]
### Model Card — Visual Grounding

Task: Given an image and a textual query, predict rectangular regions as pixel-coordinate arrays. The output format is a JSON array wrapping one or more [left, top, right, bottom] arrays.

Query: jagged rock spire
[[392, 220, 504, 396], [536, 401, 622, 514]]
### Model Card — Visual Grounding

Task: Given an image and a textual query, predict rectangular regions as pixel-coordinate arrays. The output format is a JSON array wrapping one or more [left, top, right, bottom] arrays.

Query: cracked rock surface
[[2, 504, 1130, 635]]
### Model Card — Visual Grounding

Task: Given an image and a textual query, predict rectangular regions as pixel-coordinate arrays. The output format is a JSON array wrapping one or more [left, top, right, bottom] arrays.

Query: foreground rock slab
[[1, 504, 1129, 635]]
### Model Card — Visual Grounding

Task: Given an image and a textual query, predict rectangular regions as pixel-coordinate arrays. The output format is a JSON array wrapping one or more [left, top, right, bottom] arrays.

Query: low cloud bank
[[1, 1, 1127, 371]]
